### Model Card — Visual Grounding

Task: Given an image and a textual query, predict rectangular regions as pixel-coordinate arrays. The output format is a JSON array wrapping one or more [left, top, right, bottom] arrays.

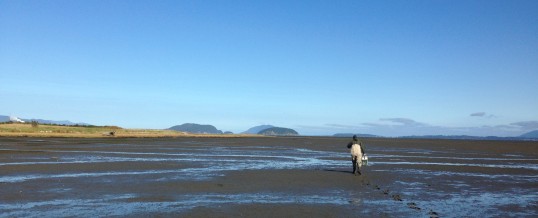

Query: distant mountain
[[333, 133, 381, 138], [258, 127, 298, 136], [0, 115, 10, 122], [520, 130, 538, 139], [332, 132, 538, 141], [0, 115, 90, 126], [401, 135, 488, 140], [21, 118, 90, 126], [168, 123, 223, 134], [400, 135, 525, 141], [243, 125, 274, 134]]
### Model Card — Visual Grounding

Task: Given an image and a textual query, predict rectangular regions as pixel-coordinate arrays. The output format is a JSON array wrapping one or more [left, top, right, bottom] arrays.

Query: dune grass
[[0, 123, 255, 138]]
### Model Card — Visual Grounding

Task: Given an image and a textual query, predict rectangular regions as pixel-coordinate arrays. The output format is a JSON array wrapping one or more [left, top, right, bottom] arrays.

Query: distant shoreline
[[2, 123, 536, 141], [0, 123, 261, 138]]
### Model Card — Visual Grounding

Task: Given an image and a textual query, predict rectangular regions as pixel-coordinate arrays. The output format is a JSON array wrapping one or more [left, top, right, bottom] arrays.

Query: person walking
[[347, 135, 366, 175]]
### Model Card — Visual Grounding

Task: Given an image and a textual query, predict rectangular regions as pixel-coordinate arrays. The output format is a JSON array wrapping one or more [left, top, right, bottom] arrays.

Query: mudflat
[[1, 137, 537, 217]]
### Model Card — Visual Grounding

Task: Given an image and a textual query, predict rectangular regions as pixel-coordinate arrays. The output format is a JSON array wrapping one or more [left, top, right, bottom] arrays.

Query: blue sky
[[1, 0, 537, 136]]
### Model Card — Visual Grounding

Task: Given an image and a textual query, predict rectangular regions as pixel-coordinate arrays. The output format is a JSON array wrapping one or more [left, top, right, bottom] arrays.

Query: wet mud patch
[[1, 137, 537, 217]]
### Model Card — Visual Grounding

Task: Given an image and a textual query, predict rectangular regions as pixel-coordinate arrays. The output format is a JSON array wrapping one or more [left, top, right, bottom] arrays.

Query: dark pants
[[351, 156, 360, 174]]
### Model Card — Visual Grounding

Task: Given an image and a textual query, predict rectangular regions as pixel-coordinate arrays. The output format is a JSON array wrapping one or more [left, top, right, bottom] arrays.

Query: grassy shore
[[0, 123, 254, 138]]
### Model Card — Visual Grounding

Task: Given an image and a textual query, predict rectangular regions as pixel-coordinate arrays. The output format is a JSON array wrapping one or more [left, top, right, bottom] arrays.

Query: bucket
[[361, 154, 368, 166]]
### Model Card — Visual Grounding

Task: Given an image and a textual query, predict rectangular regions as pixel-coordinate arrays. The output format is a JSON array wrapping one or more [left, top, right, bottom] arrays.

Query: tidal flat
[[1, 137, 537, 217]]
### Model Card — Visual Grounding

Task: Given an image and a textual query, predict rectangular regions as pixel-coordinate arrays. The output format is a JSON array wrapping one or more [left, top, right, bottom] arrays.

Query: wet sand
[[1, 137, 537, 217]]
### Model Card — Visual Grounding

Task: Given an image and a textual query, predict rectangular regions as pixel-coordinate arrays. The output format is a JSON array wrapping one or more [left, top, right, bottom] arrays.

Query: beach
[[1, 137, 537, 217]]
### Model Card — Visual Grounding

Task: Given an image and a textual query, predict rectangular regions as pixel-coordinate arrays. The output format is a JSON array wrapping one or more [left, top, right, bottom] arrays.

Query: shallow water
[[1, 138, 537, 217], [1, 191, 415, 218]]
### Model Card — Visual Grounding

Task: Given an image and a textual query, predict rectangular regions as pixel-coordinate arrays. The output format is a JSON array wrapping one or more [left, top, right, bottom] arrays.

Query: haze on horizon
[[1, 1, 537, 137]]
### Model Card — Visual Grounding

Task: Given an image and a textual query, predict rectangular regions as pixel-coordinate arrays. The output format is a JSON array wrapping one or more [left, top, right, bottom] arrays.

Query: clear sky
[[1, 0, 537, 136]]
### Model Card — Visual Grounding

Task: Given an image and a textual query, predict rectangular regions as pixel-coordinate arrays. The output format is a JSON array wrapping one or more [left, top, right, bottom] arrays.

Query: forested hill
[[258, 127, 298, 136], [168, 123, 223, 134]]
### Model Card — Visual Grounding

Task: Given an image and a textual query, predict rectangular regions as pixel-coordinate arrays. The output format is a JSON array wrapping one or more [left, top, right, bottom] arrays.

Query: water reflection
[[1, 142, 537, 217]]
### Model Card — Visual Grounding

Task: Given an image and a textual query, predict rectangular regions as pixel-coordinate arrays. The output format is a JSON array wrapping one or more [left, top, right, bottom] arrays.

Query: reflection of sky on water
[[1, 191, 417, 217], [1, 143, 537, 217], [370, 161, 538, 170], [0, 147, 349, 183], [404, 190, 538, 217]]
